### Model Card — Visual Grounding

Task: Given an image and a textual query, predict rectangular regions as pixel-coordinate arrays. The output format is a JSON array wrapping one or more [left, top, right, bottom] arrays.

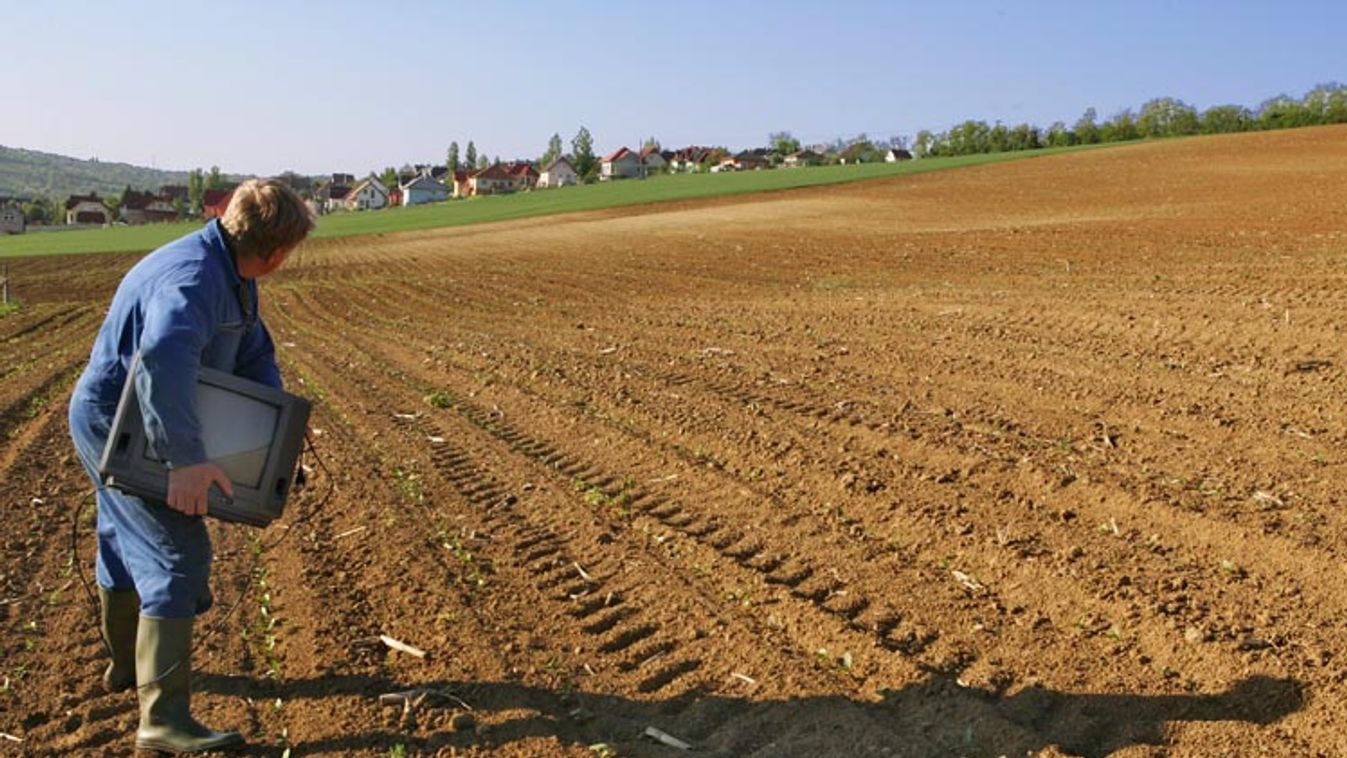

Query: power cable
[[72, 430, 335, 690]]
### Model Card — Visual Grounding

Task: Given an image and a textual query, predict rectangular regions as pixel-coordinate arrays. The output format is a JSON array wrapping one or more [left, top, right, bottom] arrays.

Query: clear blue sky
[[7, 0, 1345, 176]]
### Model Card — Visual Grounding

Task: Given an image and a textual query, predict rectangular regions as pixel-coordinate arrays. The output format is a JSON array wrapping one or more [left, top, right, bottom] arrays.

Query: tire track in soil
[[277, 304, 853, 696], [274, 343, 736, 755], [270, 282, 1089, 755], [526, 335, 1346, 734], [280, 271, 1326, 753], [278, 339, 835, 758]]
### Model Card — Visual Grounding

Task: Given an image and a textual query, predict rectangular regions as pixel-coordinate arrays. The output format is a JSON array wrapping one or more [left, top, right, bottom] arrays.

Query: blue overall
[[68, 219, 282, 618]]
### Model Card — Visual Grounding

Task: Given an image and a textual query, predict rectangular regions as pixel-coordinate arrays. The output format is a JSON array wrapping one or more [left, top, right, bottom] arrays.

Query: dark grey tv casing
[[98, 356, 311, 528]]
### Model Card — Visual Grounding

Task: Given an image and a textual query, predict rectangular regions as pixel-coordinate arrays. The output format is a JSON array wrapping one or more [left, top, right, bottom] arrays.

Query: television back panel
[[99, 355, 311, 528]]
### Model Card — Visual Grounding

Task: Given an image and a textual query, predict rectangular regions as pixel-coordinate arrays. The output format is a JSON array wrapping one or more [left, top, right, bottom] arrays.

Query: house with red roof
[[449, 168, 472, 198], [668, 146, 720, 172], [202, 189, 234, 220], [468, 163, 519, 195], [119, 190, 180, 225], [506, 161, 539, 190], [600, 147, 646, 181], [639, 145, 668, 173], [65, 194, 113, 225], [160, 185, 189, 203]]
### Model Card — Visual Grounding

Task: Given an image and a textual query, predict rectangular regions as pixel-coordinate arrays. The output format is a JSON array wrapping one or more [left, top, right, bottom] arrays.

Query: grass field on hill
[[0, 146, 1093, 258]]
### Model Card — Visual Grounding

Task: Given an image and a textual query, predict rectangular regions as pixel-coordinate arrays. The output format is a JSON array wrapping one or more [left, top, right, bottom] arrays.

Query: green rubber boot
[[98, 587, 139, 693], [134, 616, 244, 754]]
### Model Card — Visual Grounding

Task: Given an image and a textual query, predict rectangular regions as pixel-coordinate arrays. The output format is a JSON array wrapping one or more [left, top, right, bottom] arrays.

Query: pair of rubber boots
[[100, 588, 243, 753]]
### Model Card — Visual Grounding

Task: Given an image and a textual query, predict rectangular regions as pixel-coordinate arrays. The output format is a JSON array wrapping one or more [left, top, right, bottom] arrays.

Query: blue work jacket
[[71, 219, 282, 468]]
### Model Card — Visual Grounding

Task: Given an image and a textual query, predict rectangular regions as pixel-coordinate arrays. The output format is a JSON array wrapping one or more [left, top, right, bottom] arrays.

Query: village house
[[65, 194, 112, 225], [400, 173, 449, 206], [201, 189, 234, 220], [313, 182, 352, 213], [639, 145, 668, 173], [119, 190, 180, 225], [733, 151, 770, 171], [388, 186, 403, 207], [601, 147, 646, 180], [710, 158, 738, 173], [668, 146, 723, 172], [468, 163, 517, 195], [159, 185, 189, 203], [450, 168, 472, 198], [345, 175, 390, 210], [885, 148, 913, 162], [398, 164, 451, 186], [537, 157, 579, 188], [783, 149, 824, 168], [506, 161, 539, 190], [0, 205, 25, 234]]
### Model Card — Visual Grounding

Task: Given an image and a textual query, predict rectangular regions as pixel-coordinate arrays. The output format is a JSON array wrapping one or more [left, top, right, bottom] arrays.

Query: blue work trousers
[[68, 399, 214, 619]]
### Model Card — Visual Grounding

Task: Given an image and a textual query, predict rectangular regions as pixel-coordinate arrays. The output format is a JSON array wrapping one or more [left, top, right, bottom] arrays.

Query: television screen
[[144, 384, 281, 489]]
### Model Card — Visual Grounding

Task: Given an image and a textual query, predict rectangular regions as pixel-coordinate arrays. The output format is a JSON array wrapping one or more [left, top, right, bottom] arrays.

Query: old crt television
[[98, 354, 312, 527]]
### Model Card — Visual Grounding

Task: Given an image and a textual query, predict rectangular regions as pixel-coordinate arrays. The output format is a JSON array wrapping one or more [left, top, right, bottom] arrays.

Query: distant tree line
[[913, 83, 1347, 158]]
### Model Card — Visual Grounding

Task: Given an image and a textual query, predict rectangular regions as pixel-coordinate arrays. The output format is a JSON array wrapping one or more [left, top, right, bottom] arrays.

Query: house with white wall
[[468, 164, 517, 195], [0, 206, 24, 234], [401, 174, 449, 206], [538, 157, 579, 188], [601, 147, 646, 180], [345, 175, 390, 210]]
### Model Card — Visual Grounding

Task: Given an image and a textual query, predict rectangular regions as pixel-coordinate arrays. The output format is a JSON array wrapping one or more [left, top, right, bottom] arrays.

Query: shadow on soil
[[191, 670, 1304, 757]]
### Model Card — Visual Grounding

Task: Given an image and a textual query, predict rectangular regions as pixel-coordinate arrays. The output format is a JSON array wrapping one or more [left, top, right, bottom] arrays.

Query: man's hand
[[167, 463, 234, 516]]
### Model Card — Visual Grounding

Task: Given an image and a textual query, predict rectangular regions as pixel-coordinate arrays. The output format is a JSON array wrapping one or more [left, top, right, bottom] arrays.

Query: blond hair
[[221, 179, 315, 259]]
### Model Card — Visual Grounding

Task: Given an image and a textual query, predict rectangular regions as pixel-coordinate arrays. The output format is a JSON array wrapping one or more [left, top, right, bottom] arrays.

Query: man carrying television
[[68, 179, 313, 753]]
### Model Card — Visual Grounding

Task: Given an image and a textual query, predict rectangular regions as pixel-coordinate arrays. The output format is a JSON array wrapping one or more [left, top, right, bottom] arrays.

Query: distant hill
[[0, 145, 194, 201]]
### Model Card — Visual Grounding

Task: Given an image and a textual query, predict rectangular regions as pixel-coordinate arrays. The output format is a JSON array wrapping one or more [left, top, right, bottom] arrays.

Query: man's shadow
[[196, 670, 1305, 757]]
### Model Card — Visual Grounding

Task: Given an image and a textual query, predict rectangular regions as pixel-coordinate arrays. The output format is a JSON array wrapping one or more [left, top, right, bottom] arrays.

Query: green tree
[[1074, 108, 1100, 145], [571, 126, 596, 179], [1008, 123, 1042, 151], [21, 195, 56, 225], [1199, 105, 1251, 134], [187, 168, 205, 213], [1137, 97, 1199, 138], [477, 154, 489, 169], [1045, 121, 1075, 147], [380, 166, 399, 188], [913, 130, 935, 158], [540, 133, 564, 167], [769, 131, 801, 156], [465, 141, 478, 171], [206, 165, 225, 190], [447, 141, 460, 172], [1098, 109, 1140, 142], [1257, 94, 1309, 130], [1304, 82, 1347, 124]]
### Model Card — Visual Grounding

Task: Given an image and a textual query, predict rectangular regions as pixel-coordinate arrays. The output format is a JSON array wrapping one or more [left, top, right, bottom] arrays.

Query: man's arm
[[136, 273, 218, 468], [136, 272, 237, 515]]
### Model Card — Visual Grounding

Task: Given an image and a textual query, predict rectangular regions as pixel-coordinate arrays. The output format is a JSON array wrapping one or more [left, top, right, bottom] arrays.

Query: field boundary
[[0, 144, 1106, 260]]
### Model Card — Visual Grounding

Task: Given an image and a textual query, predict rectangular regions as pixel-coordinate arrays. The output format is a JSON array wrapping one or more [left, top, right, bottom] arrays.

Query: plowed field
[[4, 125, 1347, 756]]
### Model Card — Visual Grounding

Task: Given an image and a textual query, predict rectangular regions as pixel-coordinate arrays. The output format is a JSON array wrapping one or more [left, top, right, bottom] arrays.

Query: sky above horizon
[[8, 0, 1346, 176]]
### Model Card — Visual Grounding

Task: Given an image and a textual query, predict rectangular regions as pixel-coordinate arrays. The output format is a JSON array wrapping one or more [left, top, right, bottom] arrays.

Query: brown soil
[[4, 125, 1347, 756]]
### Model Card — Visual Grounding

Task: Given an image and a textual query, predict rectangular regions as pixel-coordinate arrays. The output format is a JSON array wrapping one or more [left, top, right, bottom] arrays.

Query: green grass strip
[[0, 145, 1097, 258]]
